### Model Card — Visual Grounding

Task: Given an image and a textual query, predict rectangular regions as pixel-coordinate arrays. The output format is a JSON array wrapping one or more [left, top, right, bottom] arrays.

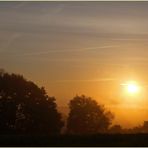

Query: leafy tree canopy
[[67, 95, 114, 135], [0, 70, 64, 135]]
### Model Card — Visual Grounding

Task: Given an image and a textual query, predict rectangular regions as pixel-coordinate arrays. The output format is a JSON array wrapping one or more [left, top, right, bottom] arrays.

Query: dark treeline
[[0, 69, 148, 136]]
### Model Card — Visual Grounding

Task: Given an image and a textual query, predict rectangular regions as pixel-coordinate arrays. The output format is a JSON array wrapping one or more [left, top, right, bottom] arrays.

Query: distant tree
[[0, 68, 5, 74], [67, 95, 114, 135], [0, 71, 64, 135], [109, 125, 122, 133], [130, 121, 148, 134], [130, 125, 142, 134]]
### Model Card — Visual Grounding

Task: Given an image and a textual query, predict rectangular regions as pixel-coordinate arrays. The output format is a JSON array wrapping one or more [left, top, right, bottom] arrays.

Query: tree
[[67, 95, 114, 135], [109, 125, 122, 133], [0, 71, 64, 135]]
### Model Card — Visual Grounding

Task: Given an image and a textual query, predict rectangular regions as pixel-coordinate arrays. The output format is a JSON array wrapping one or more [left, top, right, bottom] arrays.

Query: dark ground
[[0, 134, 148, 146]]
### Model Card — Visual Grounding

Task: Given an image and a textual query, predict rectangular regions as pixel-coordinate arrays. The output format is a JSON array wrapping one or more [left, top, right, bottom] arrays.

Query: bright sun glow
[[121, 81, 140, 94], [127, 83, 139, 93]]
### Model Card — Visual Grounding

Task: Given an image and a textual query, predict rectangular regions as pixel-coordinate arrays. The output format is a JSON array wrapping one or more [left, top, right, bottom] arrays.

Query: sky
[[1, 1, 148, 128]]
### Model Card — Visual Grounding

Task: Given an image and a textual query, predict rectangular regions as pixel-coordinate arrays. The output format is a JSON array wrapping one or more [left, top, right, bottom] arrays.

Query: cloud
[[54, 78, 116, 83], [11, 45, 118, 57], [111, 38, 148, 41]]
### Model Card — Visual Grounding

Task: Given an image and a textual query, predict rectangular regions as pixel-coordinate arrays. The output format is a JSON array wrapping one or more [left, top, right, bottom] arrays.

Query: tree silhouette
[[67, 95, 114, 135], [109, 125, 122, 133], [0, 71, 64, 135]]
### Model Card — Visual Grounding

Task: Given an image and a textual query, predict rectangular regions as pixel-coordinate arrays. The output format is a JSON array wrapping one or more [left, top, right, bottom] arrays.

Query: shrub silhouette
[[67, 95, 114, 135], [0, 71, 64, 135]]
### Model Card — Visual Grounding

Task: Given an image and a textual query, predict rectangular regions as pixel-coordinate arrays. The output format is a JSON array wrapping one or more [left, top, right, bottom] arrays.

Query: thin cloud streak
[[54, 78, 116, 83], [11, 45, 118, 57], [111, 38, 148, 41]]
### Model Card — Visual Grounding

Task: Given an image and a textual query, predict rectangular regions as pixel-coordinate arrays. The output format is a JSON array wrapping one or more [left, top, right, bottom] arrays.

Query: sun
[[127, 83, 139, 93], [120, 80, 144, 105], [121, 81, 140, 94]]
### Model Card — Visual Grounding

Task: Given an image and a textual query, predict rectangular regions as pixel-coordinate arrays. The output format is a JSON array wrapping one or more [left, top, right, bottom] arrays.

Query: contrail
[[14, 45, 118, 57]]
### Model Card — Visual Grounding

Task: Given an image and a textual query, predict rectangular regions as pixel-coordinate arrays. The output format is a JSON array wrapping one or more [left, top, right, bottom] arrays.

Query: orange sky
[[1, 2, 148, 128]]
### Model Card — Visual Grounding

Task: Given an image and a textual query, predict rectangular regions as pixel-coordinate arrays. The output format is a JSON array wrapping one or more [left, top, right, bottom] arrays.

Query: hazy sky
[[1, 2, 148, 127]]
